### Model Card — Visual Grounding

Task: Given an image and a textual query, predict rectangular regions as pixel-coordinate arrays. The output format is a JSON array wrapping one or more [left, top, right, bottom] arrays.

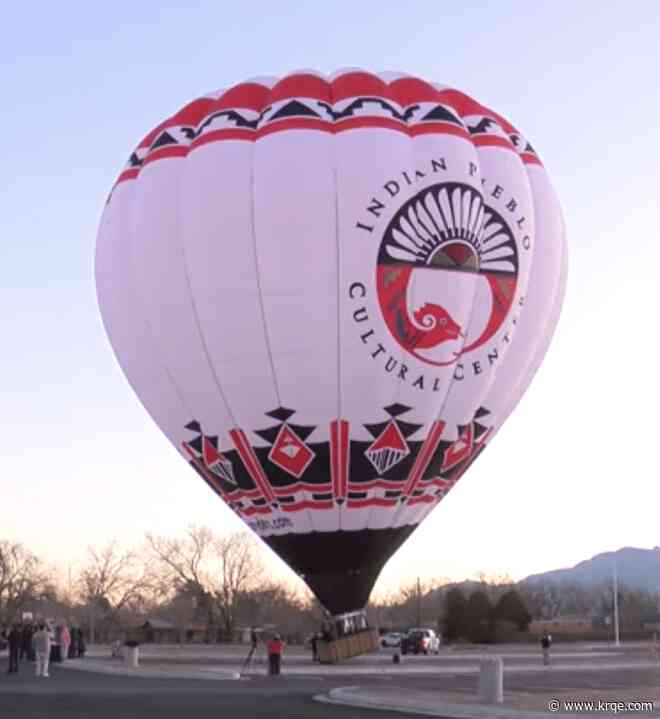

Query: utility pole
[[416, 577, 422, 627], [613, 560, 620, 647]]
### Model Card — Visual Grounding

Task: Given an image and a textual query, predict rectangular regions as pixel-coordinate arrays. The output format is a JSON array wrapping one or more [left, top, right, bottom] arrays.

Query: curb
[[60, 660, 240, 681], [315, 687, 583, 719]]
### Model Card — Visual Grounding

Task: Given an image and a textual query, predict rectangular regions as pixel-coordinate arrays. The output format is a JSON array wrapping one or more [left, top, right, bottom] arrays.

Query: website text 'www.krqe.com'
[[547, 698, 654, 713]]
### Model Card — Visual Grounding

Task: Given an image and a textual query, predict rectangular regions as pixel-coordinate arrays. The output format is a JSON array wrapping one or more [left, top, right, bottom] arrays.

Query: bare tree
[[0, 541, 50, 623], [146, 526, 215, 637], [78, 541, 155, 642], [212, 532, 263, 638], [146, 527, 263, 640]]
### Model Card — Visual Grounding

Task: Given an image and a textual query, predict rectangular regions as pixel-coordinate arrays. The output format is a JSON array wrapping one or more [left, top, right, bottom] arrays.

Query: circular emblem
[[376, 182, 519, 367]]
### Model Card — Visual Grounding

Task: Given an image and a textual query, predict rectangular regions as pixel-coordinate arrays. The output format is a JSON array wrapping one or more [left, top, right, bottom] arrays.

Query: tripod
[[240, 642, 264, 676]]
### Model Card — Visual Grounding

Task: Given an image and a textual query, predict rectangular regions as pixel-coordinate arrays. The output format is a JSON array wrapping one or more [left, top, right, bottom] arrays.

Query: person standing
[[311, 633, 318, 662], [20, 622, 33, 661], [540, 632, 552, 666], [241, 627, 259, 674], [266, 633, 285, 676], [7, 624, 22, 674], [33, 624, 51, 678], [77, 628, 86, 658], [59, 624, 71, 663], [68, 627, 77, 659]]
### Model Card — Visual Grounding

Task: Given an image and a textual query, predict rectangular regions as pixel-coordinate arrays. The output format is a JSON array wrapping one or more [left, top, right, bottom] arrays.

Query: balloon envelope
[[95, 70, 566, 615]]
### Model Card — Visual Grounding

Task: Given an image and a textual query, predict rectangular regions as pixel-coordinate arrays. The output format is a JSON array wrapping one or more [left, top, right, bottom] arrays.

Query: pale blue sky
[[1, 1, 659, 593]]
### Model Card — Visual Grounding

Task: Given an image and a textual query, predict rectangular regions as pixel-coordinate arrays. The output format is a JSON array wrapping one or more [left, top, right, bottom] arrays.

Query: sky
[[1, 1, 659, 598]]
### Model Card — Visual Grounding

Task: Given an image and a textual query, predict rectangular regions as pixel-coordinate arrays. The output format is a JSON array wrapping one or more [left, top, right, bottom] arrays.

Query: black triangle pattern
[[383, 403, 411, 418], [269, 100, 322, 121], [395, 419, 423, 438], [421, 105, 462, 124], [363, 421, 390, 439], [473, 422, 489, 442], [187, 436, 203, 453], [468, 118, 498, 135], [151, 131, 178, 149], [266, 407, 296, 422], [288, 423, 316, 442], [254, 426, 280, 445]]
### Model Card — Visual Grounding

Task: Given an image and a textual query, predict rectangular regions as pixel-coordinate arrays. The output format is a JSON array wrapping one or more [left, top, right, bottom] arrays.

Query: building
[[528, 615, 593, 635]]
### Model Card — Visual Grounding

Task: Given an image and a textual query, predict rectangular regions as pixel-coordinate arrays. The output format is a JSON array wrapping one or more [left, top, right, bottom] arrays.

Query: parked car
[[401, 628, 440, 655], [380, 632, 403, 648]]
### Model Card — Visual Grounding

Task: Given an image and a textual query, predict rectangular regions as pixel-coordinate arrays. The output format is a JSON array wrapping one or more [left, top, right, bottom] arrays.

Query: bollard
[[124, 646, 139, 668], [392, 651, 400, 664], [478, 656, 503, 704]]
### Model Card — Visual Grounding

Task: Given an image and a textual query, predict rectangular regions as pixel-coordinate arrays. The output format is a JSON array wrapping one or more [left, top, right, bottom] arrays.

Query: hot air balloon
[[95, 69, 566, 646]]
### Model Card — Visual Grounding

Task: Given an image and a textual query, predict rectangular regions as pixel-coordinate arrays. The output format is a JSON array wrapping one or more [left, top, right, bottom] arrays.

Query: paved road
[[2, 643, 659, 718], [0, 667, 417, 719]]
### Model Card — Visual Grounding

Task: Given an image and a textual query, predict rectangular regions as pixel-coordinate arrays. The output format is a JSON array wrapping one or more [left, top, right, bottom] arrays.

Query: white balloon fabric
[[95, 70, 566, 614]]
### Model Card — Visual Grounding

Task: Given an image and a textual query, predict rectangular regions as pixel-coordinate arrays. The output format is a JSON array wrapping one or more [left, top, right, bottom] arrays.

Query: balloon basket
[[317, 610, 379, 663]]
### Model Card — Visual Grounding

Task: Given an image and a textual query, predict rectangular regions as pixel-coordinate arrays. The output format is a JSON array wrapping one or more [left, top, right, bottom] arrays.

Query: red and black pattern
[[182, 420, 272, 518], [183, 405, 491, 517], [344, 404, 423, 509], [111, 71, 546, 196], [403, 406, 493, 507], [253, 407, 334, 512]]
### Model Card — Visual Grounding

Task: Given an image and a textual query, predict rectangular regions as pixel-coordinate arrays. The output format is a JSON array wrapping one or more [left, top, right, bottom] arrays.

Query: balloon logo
[[375, 182, 519, 367], [96, 70, 566, 618]]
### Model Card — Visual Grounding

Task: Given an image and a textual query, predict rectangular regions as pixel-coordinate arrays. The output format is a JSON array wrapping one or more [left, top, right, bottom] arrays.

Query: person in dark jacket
[[20, 623, 34, 661], [540, 632, 552, 665], [76, 628, 86, 658], [7, 624, 22, 674], [68, 627, 77, 659]]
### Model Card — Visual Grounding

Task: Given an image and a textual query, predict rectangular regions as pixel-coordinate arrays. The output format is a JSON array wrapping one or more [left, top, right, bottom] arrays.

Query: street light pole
[[416, 577, 422, 627], [613, 560, 620, 647]]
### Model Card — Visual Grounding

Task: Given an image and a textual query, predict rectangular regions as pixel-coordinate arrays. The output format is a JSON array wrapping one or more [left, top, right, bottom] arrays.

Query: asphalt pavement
[[2, 642, 660, 718], [0, 665, 416, 719]]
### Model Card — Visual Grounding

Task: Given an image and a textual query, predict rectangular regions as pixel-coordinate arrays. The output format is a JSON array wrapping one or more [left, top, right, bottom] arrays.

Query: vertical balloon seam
[[395, 81, 480, 529], [491, 167, 566, 433], [329, 72, 346, 531], [176, 154, 240, 429], [411, 135, 542, 529], [122, 171, 182, 420], [402, 104, 534, 528], [173, 123, 278, 520], [387, 91, 482, 529], [250, 77, 319, 536], [491, 234, 566, 450], [362, 72, 411, 532], [101, 142, 209, 498], [498, 222, 567, 429], [120, 168, 200, 472], [477, 148, 536, 386], [421, 140, 533, 513], [466, 99, 559, 437], [492, 170, 555, 427]]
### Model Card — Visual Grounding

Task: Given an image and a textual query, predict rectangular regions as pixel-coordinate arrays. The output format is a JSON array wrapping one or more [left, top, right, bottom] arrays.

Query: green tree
[[493, 589, 532, 631], [466, 590, 493, 643], [443, 588, 468, 641]]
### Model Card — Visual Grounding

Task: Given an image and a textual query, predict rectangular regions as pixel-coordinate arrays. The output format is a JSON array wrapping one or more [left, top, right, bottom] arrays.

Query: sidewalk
[[60, 654, 660, 678], [61, 658, 241, 681], [60, 654, 660, 716], [317, 685, 660, 718]]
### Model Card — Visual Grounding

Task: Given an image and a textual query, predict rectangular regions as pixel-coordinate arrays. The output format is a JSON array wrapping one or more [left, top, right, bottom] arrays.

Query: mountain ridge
[[521, 546, 660, 593]]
